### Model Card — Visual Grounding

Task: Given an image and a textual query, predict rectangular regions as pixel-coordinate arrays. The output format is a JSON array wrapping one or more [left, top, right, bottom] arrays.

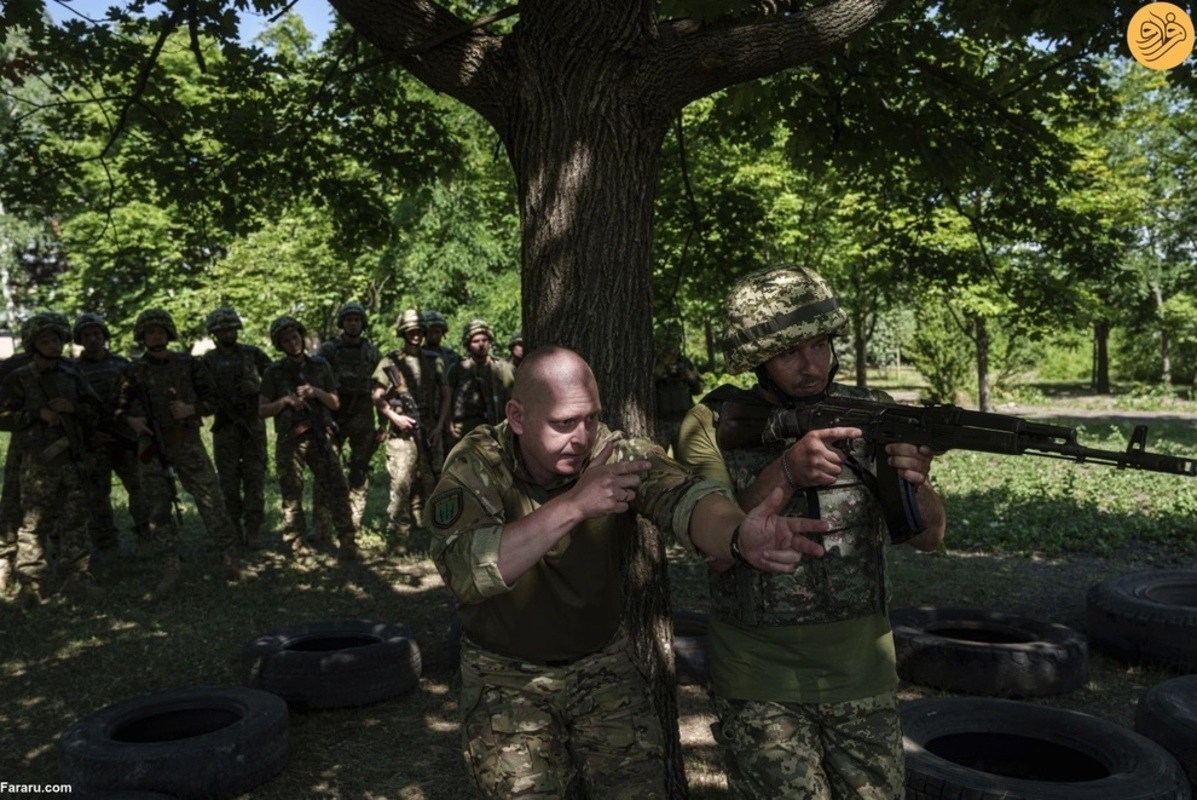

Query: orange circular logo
[[1128, 3, 1195, 69]]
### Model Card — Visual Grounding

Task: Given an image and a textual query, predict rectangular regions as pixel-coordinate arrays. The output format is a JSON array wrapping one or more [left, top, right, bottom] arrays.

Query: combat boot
[[0, 557, 12, 595], [14, 581, 44, 610], [149, 556, 182, 603], [60, 571, 105, 603]]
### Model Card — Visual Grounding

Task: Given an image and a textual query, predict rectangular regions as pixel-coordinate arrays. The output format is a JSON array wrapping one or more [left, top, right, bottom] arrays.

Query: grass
[[3, 383, 1197, 798]]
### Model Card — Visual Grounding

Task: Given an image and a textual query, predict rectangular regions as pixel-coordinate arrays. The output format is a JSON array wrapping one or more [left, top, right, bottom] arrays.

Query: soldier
[[73, 312, 151, 559], [0, 313, 106, 607], [506, 330, 524, 369], [114, 308, 246, 602], [677, 266, 946, 799], [200, 308, 272, 549], [422, 310, 459, 372], [314, 301, 381, 530], [371, 309, 450, 554], [652, 320, 703, 456], [0, 318, 33, 595], [448, 319, 515, 440], [260, 315, 358, 562], [428, 345, 827, 798]]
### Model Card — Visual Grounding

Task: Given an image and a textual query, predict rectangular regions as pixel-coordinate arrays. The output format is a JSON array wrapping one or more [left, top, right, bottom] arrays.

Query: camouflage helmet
[[134, 308, 179, 343], [508, 330, 523, 349], [461, 319, 494, 346], [336, 301, 368, 329], [395, 308, 426, 335], [205, 307, 242, 333], [73, 312, 111, 344], [719, 266, 848, 375], [269, 315, 306, 350], [423, 310, 448, 332], [23, 312, 71, 353]]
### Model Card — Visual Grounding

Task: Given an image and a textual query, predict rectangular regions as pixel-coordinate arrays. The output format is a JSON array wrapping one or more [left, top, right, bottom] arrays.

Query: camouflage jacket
[[114, 352, 221, 438], [315, 336, 380, 420], [448, 356, 515, 428], [259, 354, 338, 437], [428, 421, 733, 663], [0, 360, 105, 454], [201, 343, 272, 428], [373, 350, 444, 428], [684, 382, 892, 627]]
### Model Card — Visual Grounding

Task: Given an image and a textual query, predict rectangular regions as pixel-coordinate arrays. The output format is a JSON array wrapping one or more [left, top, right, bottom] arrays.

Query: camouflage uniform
[[114, 309, 241, 599], [260, 316, 356, 558], [677, 266, 906, 800], [0, 348, 31, 592], [72, 313, 150, 554], [422, 310, 459, 472], [372, 310, 446, 551], [429, 421, 734, 799], [0, 314, 105, 602], [200, 308, 272, 548], [448, 320, 515, 440], [653, 322, 702, 456], [314, 302, 381, 529]]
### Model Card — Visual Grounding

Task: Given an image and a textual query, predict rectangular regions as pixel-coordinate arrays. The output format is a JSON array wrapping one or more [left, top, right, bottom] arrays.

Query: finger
[[746, 485, 788, 524], [811, 426, 863, 444], [608, 458, 652, 476], [590, 440, 615, 466]]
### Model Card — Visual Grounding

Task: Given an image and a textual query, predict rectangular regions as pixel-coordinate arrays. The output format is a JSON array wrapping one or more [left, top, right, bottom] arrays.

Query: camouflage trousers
[[458, 630, 666, 800], [276, 431, 355, 547], [140, 433, 238, 558], [383, 436, 433, 545], [0, 440, 24, 560], [711, 691, 903, 800], [15, 449, 91, 586], [314, 407, 376, 530], [87, 444, 150, 552], [211, 423, 268, 543]]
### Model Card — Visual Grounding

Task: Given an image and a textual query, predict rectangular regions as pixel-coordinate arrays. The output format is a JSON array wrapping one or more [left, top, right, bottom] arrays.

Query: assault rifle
[[211, 387, 256, 441], [381, 358, 431, 464], [718, 395, 1197, 545], [135, 383, 185, 526], [293, 366, 337, 459]]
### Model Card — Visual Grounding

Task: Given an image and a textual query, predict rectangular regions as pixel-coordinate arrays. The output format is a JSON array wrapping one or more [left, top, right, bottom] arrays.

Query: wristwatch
[[729, 524, 753, 568]]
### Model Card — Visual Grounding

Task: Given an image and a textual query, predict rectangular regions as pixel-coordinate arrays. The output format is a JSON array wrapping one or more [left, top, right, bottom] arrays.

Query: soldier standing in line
[[113, 308, 246, 602], [506, 330, 525, 369], [0, 313, 107, 608], [314, 301, 381, 532], [0, 318, 32, 596], [201, 308, 272, 550], [73, 312, 151, 561], [422, 310, 459, 371], [449, 319, 515, 441], [652, 320, 703, 457], [370, 309, 450, 554], [260, 316, 358, 562]]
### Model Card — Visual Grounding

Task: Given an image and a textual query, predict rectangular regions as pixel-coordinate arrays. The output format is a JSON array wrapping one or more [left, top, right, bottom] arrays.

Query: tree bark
[[974, 314, 990, 411], [1153, 283, 1170, 386], [1093, 319, 1110, 394]]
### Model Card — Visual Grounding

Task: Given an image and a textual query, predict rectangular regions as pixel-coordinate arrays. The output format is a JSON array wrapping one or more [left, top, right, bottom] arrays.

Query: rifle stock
[[135, 383, 185, 526]]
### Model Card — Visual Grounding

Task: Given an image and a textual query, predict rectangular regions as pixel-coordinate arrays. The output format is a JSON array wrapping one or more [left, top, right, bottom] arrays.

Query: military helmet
[[423, 310, 448, 332], [205, 307, 243, 333], [719, 266, 848, 375], [73, 312, 111, 344], [23, 312, 72, 353], [461, 319, 493, 346], [395, 308, 426, 335], [134, 308, 179, 343], [508, 330, 523, 348], [269, 315, 306, 350], [336, 301, 368, 329]]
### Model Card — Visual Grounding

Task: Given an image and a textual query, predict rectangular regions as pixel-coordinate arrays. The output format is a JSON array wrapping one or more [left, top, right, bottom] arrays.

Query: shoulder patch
[[430, 488, 464, 529]]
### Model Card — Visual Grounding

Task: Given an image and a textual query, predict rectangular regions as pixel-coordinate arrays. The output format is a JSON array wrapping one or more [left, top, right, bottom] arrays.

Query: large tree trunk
[[1153, 283, 1171, 386], [974, 315, 991, 411], [1093, 319, 1110, 394]]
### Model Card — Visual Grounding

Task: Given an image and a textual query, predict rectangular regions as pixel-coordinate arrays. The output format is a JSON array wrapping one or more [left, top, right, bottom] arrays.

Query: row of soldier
[[0, 304, 524, 608]]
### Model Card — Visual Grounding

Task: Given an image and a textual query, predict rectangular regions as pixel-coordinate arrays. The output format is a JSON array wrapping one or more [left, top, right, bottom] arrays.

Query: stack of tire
[[58, 618, 422, 798]]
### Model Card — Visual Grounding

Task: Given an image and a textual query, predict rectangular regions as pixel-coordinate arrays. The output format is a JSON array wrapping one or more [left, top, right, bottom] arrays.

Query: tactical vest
[[202, 345, 261, 420], [75, 352, 130, 410], [705, 383, 889, 627], [386, 351, 440, 423], [132, 354, 203, 435], [7, 363, 91, 451], [321, 338, 379, 400]]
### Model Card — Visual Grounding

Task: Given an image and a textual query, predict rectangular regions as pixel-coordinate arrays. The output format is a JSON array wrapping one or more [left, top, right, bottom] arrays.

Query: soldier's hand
[[784, 427, 863, 487], [126, 416, 151, 437], [169, 400, 196, 420], [48, 398, 74, 415], [394, 414, 417, 433], [287, 394, 307, 410], [428, 426, 443, 445], [568, 440, 650, 519], [39, 407, 63, 426], [296, 383, 314, 399], [738, 486, 827, 572], [885, 442, 935, 486]]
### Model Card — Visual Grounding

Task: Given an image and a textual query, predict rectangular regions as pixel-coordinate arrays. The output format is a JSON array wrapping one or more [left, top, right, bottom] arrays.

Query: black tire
[[891, 606, 1088, 698], [243, 618, 421, 710], [672, 611, 710, 686], [58, 685, 288, 799], [903, 697, 1190, 800], [1087, 570, 1197, 670], [1136, 676, 1197, 792]]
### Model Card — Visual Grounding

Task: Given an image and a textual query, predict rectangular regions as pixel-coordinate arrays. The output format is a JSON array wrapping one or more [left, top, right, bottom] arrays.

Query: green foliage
[[1032, 330, 1092, 383], [903, 294, 972, 402]]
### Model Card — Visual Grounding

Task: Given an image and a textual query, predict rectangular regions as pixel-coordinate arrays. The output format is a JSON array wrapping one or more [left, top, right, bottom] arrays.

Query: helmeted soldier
[[652, 320, 702, 456], [201, 307, 272, 549], [370, 309, 450, 553], [447, 319, 515, 441], [421, 310, 459, 373], [73, 311, 151, 560], [314, 301, 381, 531], [0, 313, 107, 607], [506, 330, 525, 369], [676, 266, 947, 799], [113, 308, 246, 602], [259, 315, 358, 561], [0, 316, 34, 594]]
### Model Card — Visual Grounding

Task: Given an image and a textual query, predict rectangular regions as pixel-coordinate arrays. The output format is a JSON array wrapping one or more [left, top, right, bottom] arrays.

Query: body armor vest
[[75, 352, 129, 410], [322, 338, 378, 400], [706, 384, 889, 627]]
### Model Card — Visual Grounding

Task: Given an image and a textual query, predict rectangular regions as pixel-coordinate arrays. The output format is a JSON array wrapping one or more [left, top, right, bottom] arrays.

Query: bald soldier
[[428, 346, 829, 799]]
